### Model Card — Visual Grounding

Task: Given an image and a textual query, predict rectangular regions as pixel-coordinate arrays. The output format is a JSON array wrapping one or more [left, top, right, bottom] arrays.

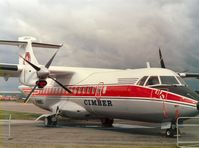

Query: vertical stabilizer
[[18, 36, 39, 85], [0, 36, 62, 86], [18, 36, 39, 66]]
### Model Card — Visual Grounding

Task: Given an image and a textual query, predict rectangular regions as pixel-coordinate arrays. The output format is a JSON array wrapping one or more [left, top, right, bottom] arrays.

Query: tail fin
[[0, 36, 62, 65], [0, 36, 62, 85], [18, 36, 39, 66]]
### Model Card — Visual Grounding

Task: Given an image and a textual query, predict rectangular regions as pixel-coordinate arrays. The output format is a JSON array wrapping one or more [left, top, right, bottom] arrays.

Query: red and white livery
[[0, 36, 198, 137]]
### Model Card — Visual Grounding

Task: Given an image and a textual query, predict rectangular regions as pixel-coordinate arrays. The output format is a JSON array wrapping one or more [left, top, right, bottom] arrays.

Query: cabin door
[[95, 82, 104, 100], [153, 89, 169, 120]]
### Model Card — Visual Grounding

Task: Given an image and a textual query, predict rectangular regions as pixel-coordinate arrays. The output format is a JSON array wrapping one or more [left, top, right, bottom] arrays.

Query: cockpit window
[[160, 76, 179, 85], [153, 85, 199, 101], [137, 76, 148, 86], [177, 76, 187, 85], [146, 76, 159, 86]]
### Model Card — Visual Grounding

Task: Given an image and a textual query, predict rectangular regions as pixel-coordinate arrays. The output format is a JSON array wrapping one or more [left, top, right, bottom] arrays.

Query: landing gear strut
[[101, 118, 114, 127], [44, 115, 57, 127]]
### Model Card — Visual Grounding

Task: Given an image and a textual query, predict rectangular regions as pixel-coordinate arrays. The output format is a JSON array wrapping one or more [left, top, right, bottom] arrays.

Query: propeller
[[24, 84, 38, 103], [20, 50, 72, 103], [159, 48, 166, 68]]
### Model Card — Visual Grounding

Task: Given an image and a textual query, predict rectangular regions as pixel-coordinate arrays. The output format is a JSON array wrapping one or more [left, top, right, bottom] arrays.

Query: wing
[[0, 63, 22, 78], [0, 63, 74, 79], [178, 72, 199, 78]]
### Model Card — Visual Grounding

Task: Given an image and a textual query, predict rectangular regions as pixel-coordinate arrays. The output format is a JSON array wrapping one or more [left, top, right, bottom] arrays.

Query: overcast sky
[[1, 0, 199, 90]]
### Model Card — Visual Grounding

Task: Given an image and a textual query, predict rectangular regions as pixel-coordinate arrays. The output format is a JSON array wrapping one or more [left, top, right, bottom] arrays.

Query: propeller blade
[[19, 55, 41, 71], [159, 48, 166, 68], [48, 75, 72, 94], [45, 49, 59, 68], [24, 84, 38, 103]]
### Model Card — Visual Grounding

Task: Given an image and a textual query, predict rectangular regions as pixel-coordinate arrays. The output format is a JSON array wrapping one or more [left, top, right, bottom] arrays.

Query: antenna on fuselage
[[146, 62, 151, 68]]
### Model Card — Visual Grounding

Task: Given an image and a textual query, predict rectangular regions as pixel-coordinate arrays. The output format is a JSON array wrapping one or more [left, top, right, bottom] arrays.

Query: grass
[[0, 110, 41, 120], [0, 144, 177, 148]]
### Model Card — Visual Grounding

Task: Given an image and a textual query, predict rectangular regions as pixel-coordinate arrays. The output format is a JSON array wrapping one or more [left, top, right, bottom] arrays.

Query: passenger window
[[92, 87, 96, 94], [77, 87, 82, 94], [82, 87, 86, 94], [146, 76, 159, 86], [137, 76, 148, 86], [87, 87, 90, 94]]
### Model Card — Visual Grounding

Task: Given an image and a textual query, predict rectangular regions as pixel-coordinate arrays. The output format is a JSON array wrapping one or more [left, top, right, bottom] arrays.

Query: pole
[[8, 114, 11, 139]]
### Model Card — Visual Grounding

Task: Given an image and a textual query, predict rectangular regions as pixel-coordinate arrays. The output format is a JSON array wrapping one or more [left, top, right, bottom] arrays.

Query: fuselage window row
[[37, 86, 107, 96]]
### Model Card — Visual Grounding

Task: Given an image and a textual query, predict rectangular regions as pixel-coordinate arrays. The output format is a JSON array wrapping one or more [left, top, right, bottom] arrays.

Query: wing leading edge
[[179, 72, 199, 78], [0, 63, 22, 77], [0, 63, 74, 79]]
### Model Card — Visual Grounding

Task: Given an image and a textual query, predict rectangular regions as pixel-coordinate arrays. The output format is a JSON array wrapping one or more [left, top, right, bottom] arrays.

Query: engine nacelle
[[51, 101, 91, 119]]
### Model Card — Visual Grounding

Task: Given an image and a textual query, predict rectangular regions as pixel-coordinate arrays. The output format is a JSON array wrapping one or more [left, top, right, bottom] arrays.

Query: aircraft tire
[[44, 117, 51, 127], [51, 116, 57, 127], [165, 128, 176, 138], [44, 116, 57, 127], [166, 129, 173, 137], [101, 118, 114, 127]]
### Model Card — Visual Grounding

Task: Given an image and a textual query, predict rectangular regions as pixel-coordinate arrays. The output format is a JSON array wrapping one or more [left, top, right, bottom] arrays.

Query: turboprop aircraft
[[0, 36, 199, 137]]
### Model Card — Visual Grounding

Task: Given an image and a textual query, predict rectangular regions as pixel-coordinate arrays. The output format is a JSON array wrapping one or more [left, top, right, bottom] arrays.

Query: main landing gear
[[44, 115, 57, 127], [44, 106, 60, 127], [165, 124, 177, 137], [101, 118, 114, 127], [165, 128, 177, 137], [161, 122, 179, 137]]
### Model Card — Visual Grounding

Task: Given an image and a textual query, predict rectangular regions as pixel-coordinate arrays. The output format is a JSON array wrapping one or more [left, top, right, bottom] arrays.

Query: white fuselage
[[19, 67, 199, 123]]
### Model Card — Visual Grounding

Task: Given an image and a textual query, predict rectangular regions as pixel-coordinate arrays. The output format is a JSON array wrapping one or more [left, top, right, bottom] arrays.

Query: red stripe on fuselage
[[21, 85, 198, 106]]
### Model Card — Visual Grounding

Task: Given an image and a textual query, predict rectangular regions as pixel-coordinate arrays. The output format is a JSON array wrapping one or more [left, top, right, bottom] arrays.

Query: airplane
[[0, 36, 198, 137]]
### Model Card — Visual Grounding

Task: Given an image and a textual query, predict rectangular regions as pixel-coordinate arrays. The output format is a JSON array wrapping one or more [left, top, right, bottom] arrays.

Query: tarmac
[[0, 119, 176, 146], [0, 101, 195, 147]]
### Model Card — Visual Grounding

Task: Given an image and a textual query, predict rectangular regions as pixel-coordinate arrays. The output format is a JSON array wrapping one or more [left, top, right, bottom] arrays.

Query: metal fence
[[177, 117, 199, 148], [0, 114, 12, 140]]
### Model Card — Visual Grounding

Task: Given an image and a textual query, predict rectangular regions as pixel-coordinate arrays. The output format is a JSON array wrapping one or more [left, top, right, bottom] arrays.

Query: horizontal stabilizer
[[32, 42, 62, 48], [0, 40, 26, 46], [0, 40, 62, 48]]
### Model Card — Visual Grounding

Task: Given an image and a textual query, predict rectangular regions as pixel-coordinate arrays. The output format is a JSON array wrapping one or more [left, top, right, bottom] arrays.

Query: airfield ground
[[0, 119, 176, 148], [0, 101, 197, 148]]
